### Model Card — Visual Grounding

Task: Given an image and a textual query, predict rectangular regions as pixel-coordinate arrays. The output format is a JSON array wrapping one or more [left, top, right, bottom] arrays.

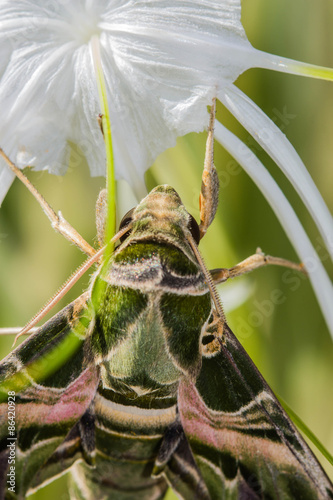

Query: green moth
[[0, 102, 332, 499]]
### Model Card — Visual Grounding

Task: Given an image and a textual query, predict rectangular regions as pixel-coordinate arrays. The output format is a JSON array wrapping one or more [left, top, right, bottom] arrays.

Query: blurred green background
[[0, 0, 332, 498]]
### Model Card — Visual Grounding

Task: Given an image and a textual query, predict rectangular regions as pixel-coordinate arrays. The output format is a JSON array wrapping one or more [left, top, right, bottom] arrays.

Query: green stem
[[91, 35, 116, 258]]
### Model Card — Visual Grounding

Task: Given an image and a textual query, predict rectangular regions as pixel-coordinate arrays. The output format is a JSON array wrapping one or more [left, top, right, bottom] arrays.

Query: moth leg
[[210, 247, 307, 284], [0, 148, 95, 257], [199, 97, 219, 240]]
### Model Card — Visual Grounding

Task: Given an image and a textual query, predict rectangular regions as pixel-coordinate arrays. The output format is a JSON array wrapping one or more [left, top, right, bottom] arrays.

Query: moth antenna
[[13, 222, 133, 345], [12, 246, 105, 345], [186, 231, 226, 324], [0, 148, 95, 257]]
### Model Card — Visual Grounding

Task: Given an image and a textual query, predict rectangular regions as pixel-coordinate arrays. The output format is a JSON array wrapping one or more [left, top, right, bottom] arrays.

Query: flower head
[[3, 0, 329, 199], [0, 0, 246, 198]]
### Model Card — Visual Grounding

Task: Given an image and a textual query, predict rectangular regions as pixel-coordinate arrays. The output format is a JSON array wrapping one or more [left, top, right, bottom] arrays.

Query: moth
[[0, 101, 332, 500]]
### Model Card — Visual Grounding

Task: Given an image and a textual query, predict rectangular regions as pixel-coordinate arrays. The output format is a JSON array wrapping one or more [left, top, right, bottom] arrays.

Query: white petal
[[0, 0, 258, 200], [0, 159, 15, 203], [1, 0, 332, 207], [96, 0, 258, 196], [0, 38, 11, 78], [248, 48, 333, 82], [214, 118, 333, 340], [219, 84, 333, 263], [116, 179, 139, 225]]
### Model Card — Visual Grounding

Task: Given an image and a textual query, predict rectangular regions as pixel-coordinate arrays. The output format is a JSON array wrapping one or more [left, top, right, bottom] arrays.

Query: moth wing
[[0, 294, 99, 498], [178, 318, 333, 500], [153, 414, 211, 499]]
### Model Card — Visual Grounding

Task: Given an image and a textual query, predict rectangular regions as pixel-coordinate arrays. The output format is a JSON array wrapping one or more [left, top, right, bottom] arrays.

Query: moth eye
[[188, 214, 200, 245], [119, 207, 135, 242]]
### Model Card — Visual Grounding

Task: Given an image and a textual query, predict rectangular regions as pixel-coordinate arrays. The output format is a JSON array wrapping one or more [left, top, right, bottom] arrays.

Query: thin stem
[[91, 35, 116, 261]]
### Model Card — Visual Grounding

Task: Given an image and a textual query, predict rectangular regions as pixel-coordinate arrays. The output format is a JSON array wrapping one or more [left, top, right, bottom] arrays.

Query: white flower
[[0, 0, 330, 197], [0, 0, 333, 336], [1, 0, 256, 199]]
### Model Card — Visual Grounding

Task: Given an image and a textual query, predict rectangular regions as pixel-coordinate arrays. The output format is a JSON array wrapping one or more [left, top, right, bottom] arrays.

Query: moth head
[[117, 185, 200, 246]]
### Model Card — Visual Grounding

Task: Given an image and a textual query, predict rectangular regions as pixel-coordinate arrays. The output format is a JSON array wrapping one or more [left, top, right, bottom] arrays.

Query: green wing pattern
[[178, 321, 333, 500], [0, 295, 99, 499]]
